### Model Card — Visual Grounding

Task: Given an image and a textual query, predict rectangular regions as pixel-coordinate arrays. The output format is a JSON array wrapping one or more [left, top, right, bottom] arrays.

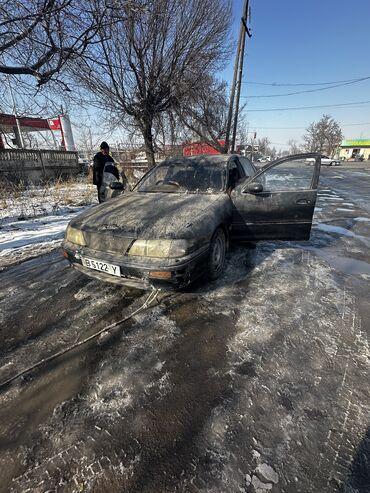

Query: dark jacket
[[93, 152, 114, 187], [102, 162, 120, 182]]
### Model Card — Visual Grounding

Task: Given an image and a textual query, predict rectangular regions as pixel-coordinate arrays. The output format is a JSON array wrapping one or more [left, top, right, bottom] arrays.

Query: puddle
[[355, 217, 370, 223], [315, 223, 356, 237], [314, 223, 370, 248], [304, 247, 370, 276], [319, 197, 344, 201]]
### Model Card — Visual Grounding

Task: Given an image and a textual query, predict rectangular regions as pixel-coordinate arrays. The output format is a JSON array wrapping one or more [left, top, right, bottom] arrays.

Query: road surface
[[0, 166, 369, 493]]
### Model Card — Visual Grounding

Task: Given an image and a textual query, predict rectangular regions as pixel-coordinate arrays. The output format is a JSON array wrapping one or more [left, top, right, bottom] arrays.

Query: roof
[[341, 139, 370, 148], [0, 113, 51, 133]]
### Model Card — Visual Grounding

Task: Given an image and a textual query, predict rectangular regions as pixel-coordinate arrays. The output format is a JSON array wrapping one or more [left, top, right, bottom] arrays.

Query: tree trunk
[[142, 121, 156, 168]]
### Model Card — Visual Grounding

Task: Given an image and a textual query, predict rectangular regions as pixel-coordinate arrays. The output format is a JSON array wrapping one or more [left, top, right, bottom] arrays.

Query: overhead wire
[[242, 76, 370, 87], [243, 77, 370, 98], [245, 100, 370, 112], [248, 122, 370, 130]]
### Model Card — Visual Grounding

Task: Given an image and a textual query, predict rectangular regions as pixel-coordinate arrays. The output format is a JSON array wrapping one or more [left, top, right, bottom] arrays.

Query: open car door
[[230, 153, 321, 241]]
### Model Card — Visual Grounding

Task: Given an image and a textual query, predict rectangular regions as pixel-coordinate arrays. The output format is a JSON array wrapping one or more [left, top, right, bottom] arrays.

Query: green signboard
[[341, 139, 370, 147]]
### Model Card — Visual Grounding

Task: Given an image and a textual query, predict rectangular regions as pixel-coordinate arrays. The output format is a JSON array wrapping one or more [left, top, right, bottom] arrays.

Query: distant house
[[339, 139, 370, 160]]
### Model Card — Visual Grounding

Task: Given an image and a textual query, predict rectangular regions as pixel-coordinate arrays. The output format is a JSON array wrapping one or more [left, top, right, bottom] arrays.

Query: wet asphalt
[[0, 165, 370, 493]]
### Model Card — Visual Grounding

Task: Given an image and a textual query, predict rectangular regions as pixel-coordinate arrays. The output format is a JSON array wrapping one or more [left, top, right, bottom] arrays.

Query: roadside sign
[[48, 118, 62, 131]]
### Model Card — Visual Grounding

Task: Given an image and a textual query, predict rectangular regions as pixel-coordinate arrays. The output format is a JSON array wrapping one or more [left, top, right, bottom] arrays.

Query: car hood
[[70, 191, 226, 239]]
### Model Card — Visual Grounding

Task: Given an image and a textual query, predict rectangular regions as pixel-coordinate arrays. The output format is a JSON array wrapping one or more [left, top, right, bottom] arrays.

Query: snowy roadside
[[0, 179, 97, 270]]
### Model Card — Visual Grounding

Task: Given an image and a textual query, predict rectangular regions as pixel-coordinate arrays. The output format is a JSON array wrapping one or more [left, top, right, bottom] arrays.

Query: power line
[[244, 77, 370, 98], [249, 122, 370, 130], [246, 100, 370, 112], [342, 122, 370, 126], [242, 76, 370, 87]]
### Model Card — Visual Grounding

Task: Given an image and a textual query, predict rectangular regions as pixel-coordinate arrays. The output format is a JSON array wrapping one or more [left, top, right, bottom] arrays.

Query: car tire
[[206, 228, 226, 281]]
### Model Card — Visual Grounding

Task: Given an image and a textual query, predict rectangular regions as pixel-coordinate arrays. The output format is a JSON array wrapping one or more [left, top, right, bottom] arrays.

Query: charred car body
[[62, 153, 321, 289]]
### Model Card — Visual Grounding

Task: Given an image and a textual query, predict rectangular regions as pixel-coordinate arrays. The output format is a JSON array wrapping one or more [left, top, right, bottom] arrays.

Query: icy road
[[0, 167, 370, 493]]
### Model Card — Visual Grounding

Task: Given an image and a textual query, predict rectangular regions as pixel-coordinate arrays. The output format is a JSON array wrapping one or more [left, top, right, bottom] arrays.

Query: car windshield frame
[[135, 158, 228, 194]]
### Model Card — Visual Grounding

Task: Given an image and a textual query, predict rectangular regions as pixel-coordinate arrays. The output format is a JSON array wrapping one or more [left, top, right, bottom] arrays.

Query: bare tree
[[269, 146, 278, 159], [148, 76, 244, 156], [0, 0, 106, 87], [150, 77, 251, 157], [72, 0, 231, 166], [288, 139, 302, 154], [236, 112, 250, 148], [20, 129, 56, 149], [173, 77, 230, 153], [303, 114, 343, 156], [256, 137, 271, 156], [152, 111, 184, 150], [75, 125, 101, 160]]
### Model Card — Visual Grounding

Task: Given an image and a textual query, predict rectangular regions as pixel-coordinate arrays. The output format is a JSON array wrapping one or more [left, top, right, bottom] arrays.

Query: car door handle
[[296, 198, 311, 205]]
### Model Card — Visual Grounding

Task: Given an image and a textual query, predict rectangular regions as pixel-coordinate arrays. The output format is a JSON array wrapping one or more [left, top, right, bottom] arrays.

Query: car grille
[[83, 232, 134, 255]]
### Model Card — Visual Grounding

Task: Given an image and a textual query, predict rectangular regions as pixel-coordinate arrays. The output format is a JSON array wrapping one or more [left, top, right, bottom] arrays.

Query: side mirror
[[109, 181, 124, 190], [247, 182, 263, 194]]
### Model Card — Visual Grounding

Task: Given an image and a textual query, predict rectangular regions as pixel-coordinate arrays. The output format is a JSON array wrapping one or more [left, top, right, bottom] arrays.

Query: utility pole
[[225, 0, 252, 153], [7, 75, 25, 149], [251, 131, 256, 162]]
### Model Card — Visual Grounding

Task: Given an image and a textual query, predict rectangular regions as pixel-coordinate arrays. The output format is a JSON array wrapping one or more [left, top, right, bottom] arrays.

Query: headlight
[[65, 225, 86, 246], [128, 239, 193, 258]]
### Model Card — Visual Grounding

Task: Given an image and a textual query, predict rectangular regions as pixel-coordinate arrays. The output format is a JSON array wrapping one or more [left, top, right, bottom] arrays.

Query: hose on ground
[[0, 288, 164, 391]]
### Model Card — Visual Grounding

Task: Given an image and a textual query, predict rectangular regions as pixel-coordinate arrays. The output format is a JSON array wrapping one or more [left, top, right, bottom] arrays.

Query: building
[[0, 113, 79, 183], [339, 139, 370, 161], [183, 140, 225, 156]]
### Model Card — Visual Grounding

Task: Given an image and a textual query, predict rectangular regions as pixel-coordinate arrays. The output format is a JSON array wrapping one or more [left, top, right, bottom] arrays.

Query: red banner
[[48, 118, 61, 131]]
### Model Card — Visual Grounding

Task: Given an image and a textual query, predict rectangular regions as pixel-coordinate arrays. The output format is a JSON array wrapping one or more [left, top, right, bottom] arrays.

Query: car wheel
[[206, 228, 226, 281]]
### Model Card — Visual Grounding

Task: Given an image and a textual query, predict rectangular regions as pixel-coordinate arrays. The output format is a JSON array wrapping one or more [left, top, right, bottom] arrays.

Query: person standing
[[93, 141, 114, 203], [100, 159, 121, 202]]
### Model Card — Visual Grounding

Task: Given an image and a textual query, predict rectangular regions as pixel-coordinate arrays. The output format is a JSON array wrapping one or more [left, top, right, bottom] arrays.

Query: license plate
[[81, 257, 121, 277]]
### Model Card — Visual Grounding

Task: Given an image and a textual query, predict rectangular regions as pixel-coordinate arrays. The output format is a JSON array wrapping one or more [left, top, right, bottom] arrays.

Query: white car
[[306, 155, 340, 166], [256, 156, 271, 164]]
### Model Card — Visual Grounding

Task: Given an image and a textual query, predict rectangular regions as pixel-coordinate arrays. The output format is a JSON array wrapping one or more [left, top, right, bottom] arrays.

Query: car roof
[[162, 154, 237, 167]]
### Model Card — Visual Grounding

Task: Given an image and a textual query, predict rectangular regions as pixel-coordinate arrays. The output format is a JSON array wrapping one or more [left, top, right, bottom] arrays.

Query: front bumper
[[62, 240, 209, 290]]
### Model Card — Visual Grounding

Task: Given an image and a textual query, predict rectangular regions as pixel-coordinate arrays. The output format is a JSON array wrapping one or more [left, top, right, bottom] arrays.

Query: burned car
[[62, 153, 321, 289]]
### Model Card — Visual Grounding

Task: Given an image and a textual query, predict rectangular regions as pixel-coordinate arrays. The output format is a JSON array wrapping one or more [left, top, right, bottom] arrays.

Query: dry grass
[[50, 176, 96, 208], [0, 166, 144, 220], [0, 175, 96, 220]]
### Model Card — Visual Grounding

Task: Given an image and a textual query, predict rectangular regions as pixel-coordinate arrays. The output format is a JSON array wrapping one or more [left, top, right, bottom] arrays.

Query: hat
[[100, 141, 109, 150]]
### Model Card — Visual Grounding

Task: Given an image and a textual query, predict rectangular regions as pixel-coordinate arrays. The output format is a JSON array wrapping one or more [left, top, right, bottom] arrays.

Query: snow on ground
[[1, 209, 88, 251], [315, 223, 357, 237], [0, 179, 97, 269], [84, 306, 179, 419], [133, 169, 145, 181]]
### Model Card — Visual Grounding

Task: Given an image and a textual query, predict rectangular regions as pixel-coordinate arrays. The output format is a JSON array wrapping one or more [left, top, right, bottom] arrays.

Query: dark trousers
[[96, 185, 103, 203]]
